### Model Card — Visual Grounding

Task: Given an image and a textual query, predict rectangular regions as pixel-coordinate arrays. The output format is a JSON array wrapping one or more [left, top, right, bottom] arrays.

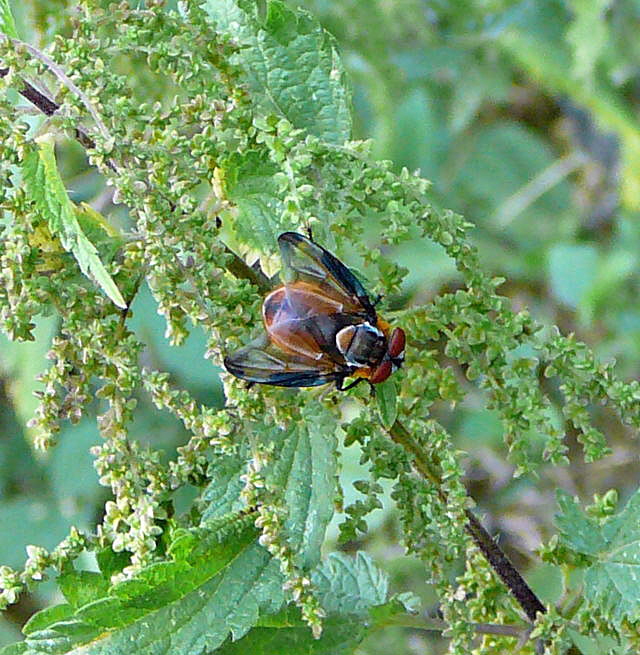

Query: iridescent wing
[[278, 232, 376, 321], [263, 285, 360, 360], [223, 333, 344, 387]]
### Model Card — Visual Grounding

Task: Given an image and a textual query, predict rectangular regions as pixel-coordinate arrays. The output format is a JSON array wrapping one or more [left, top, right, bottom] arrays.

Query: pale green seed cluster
[[1, 0, 639, 647]]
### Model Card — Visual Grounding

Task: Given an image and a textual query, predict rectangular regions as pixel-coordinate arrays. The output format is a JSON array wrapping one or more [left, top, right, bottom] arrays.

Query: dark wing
[[278, 232, 376, 321], [223, 333, 344, 387]]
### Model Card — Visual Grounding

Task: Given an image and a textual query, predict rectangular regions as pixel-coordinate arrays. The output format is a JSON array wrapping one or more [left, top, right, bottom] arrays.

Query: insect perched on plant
[[224, 232, 406, 391]]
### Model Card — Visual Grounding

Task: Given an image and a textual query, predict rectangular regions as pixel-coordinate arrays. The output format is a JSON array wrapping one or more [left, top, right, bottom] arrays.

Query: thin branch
[[378, 612, 530, 639], [0, 66, 107, 158], [494, 152, 586, 227], [464, 510, 546, 620], [0, 65, 271, 292], [0, 34, 112, 142], [387, 421, 546, 623], [226, 248, 271, 292]]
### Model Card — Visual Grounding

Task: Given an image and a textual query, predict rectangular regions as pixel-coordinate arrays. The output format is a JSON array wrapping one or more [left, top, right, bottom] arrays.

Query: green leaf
[[22, 605, 74, 636], [0, 0, 18, 38], [375, 378, 398, 429], [452, 123, 572, 234], [555, 490, 605, 556], [216, 552, 390, 654], [74, 202, 124, 268], [202, 412, 337, 570], [547, 244, 599, 309], [22, 139, 126, 308], [75, 202, 121, 241], [448, 57, 510, 135], [215, 615, 367, 655], [567, 628, 624, 655], [555, 489, 640, 626], [201, 0, 351, 144], [0, 315, 57, 447], [268, 410, 337, 569], [0, 643, 28, 655], [95, 547, 130, 581], [14, 515, 285, 655], [201, 445, 249, 522], [497, 2, 640, 210], [368, 592, 421, 626], [223, 150, 286, 253], [388, 86, 449, 180], [59, 571, 110, 610], [0, 616, 24, 652], [566, 0, 612, 82], [580, 250, 636, 325], [312, 552, 387, 616]]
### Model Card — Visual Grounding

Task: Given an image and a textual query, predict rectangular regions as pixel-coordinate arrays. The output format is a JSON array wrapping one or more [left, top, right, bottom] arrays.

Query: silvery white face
[[335, 322, 385, 367], [390, 352, 405, 373]]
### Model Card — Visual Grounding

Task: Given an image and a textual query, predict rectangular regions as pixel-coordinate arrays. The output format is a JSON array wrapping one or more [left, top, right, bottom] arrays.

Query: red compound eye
[[370, 360, 393, 384], [388, 328, 406, 359]]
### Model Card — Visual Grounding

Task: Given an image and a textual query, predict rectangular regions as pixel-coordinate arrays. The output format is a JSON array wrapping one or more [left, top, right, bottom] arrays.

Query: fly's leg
[[305, 224, 314, 241], [336, 377, 366, 392]]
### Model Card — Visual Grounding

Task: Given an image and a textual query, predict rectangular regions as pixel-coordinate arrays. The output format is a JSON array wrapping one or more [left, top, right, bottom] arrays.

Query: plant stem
[[464, 510, 546, 621], [388, 420, 546, 623], [0, 66, 97, 151], [375, 613, 530, 638], [0, 66, 271, 293], [1, 35, 113, 142]]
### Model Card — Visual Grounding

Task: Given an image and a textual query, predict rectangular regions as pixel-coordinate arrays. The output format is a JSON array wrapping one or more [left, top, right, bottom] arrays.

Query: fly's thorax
[[335, 322, 386, 368]]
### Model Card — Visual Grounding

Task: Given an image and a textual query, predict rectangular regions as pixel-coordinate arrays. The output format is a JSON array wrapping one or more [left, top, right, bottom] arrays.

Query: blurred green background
[[2, 0, 640, 652]]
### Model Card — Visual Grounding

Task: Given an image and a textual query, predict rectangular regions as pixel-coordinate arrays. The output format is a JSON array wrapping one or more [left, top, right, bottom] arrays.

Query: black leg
[[305, 224, 314, 241], [336, 377, 366, 392]]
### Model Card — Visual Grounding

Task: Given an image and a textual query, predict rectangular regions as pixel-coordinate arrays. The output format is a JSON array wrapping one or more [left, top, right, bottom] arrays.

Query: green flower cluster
[[1, 0, 639, 652]]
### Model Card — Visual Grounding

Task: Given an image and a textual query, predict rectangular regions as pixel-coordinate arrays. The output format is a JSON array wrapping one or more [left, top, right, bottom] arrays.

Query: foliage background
[[1, 0, 640, 653]]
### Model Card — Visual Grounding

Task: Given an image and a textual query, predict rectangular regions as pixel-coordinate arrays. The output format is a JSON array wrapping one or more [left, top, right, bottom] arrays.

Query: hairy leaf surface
[[202, 413, 337, 570], [556, 489, 640, 626], [201, 0, 351, 144], [216, 552, 394, 654], [7, 516, 284, 655]]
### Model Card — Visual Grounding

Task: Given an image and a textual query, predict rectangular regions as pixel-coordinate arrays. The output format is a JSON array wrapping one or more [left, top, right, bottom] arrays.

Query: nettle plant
[[1, 1, 640, 654]]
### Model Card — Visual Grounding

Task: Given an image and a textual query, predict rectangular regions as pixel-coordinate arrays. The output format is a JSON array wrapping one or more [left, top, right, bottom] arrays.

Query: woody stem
[[387, 420, 546, 623]]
